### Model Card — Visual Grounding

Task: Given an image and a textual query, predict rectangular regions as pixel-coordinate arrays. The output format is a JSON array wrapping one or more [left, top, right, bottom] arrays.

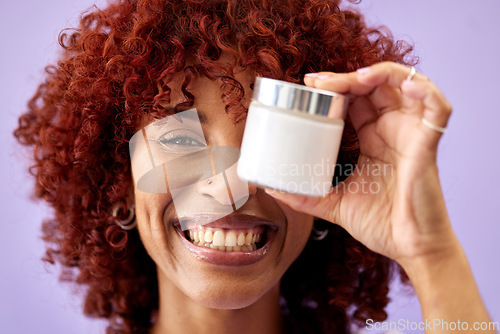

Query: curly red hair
[[14, 0, 415, 333]]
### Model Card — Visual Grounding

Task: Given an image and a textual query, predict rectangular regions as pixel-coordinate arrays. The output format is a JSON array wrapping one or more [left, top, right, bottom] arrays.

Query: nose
[[196, 146, 256, 208]]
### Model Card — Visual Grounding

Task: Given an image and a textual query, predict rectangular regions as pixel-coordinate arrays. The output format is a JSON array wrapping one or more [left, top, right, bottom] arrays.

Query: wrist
[[397, 235, 493, 333], [395, 228, 469, 301], [397, 231, 464, 285]]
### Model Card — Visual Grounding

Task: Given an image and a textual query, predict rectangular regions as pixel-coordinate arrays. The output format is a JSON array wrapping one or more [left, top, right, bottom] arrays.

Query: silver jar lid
[[252, 77, 348, 119]]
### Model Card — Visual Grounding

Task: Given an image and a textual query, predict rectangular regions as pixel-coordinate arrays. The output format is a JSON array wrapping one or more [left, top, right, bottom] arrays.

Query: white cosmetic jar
[[237, 77, 348, 197]]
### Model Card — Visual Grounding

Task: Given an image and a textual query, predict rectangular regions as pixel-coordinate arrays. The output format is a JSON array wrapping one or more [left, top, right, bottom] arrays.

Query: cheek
[[133, 191, 174, 265], [280, 204, 315, 267]]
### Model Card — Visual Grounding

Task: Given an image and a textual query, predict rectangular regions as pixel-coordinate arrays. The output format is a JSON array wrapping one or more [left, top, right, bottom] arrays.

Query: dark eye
[[159, 135, 205, 147]]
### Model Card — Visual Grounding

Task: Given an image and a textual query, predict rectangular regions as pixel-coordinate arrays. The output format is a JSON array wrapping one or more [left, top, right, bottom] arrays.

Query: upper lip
[[176, 213, 280, 231]]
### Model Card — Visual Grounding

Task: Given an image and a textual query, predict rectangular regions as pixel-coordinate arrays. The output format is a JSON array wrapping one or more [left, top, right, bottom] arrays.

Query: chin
[[186, 280, 278, 310]]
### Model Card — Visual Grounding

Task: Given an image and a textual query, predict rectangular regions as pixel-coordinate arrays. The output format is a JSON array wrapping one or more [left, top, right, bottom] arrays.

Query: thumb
[[264, 188, 342, 224]]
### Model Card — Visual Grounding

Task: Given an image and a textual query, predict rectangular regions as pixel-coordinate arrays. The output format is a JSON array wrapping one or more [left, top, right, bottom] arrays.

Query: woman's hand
[[266, 61, 457, 268], [267, 63, 496, 333]]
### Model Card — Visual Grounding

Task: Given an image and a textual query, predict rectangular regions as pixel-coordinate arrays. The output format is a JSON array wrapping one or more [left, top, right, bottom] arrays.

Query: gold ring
[[422, 118, 446, 134], [406, 66, 416, 81]]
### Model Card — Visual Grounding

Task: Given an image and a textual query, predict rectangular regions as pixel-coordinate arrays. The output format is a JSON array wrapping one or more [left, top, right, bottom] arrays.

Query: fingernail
[[356, 67, 370, 74], [305, 73, 330, 80], [305, 73, 318, 78], [316, 74, 330, 80], [265, 188, 282, 199]]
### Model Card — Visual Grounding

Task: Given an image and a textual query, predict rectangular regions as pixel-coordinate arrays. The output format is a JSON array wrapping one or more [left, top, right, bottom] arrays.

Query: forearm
[[401, 236, 495, 334]]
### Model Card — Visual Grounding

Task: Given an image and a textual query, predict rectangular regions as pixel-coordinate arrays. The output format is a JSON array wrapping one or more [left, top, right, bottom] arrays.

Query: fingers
[[304, 62, 426, 94], [369, 83, 402, 115], [264, 188, 341, 225], [305, 62, 414, 116], [348, 96, 378, 134], [401, 79, 452, 135], [305, 61, 452, 134], [355, 62, 429, 88], [304, 70, 371, 95]]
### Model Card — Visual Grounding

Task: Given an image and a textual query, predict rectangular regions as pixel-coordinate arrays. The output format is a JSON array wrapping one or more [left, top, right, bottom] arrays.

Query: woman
[[14, 0, 493, 333]]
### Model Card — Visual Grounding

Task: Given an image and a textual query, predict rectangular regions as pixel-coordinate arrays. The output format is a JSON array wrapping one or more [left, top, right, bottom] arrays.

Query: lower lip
[[174, 226, 276, 266]]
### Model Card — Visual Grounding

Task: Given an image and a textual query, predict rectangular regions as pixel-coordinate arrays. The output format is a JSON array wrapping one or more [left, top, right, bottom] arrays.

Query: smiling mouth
[[171, 213, 279, 265], [184, 226, 267, 252]]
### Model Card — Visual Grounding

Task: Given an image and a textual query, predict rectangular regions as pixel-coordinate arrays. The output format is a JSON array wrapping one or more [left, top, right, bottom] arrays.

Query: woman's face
[[132, 70, 314, 309]]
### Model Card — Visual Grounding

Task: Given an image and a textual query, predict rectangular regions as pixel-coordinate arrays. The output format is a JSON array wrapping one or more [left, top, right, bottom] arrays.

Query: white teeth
[[245, 232, 253, 245], [225, 231, 237, 246], [212, 230, 225, 247], [204, 229, 213, 243], [237, 232, 245, 246], [186, 227, 264, 252]]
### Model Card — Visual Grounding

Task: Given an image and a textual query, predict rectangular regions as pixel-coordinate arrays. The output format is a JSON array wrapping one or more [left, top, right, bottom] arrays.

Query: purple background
[[1, 1, 499, 333]]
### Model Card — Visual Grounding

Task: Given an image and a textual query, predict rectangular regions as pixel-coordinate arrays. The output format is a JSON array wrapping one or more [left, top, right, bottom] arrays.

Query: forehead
[[164, 67, 255, 120]]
